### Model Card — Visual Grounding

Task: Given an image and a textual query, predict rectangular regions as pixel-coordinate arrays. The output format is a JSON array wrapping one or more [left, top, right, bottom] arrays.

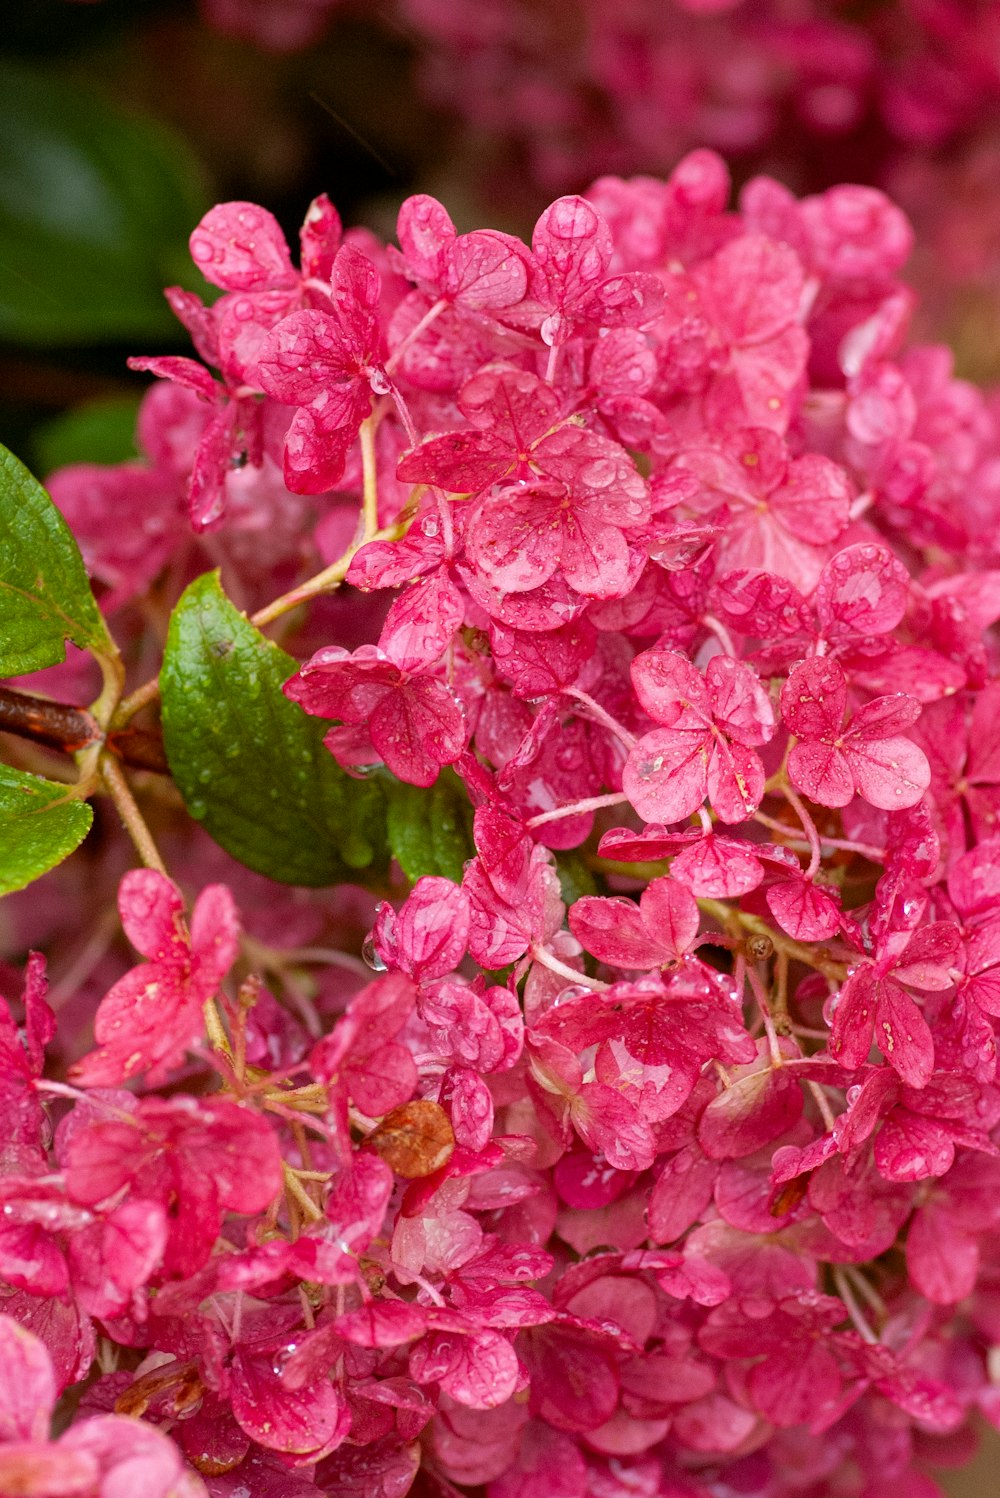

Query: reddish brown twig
[[0, 685, 169, 774]]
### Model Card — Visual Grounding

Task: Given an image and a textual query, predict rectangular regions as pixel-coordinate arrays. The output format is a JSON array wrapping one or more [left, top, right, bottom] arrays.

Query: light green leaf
[[0, 444, 113, 677], [0, 765, 93, 895], [161, 572, 388, 887]]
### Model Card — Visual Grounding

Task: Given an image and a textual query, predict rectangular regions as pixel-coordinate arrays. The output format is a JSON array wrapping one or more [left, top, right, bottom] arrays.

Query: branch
[[0, 685, 100, 754], [0, 685, 169, 774]]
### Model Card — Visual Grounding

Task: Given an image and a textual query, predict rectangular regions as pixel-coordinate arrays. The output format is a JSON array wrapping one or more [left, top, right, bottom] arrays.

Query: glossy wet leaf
[[0, 444, 112, 676], [385, 771, 473, 884], [161, 571, 387, 886], [0, 765, 93, 895]]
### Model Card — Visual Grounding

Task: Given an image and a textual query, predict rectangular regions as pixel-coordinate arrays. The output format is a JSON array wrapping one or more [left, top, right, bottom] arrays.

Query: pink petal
[[844, 734, 930, 811], [466, 486, 563, 594], [299, 192, 342, 281], [334, 1301, 428, 1348], [0, 1316, 55, 1441], [706, 737, 766, 823], [189, 202, 296, 292], [117, 869, 187, 964], [189, 884, 240, 992], [395, 193, 454, 282], [698, 1064, 804, 1160], [367, 677, 467, 787], [766, 877, 841, 940], [230, 1351, 350, 1457], [748, 1342, 841, 1427], [386, 877, 471, 980], [698, 235, 805, 344], [532, 195, 612, 333], [780, 657, 846, 740], [770, 455, 852, 545], [256, 309, 353, 405], [447, 230, 530, 310], [906, 1205, 979, 1305], [830, 966, 877, 1071], [317, 1436, 420, 1498], [410, 1328, 519, 1409], [787, 740, 855, 808], [874, 1109, 955, 1182], [380, 574, 465, 673], [623, 728, 709, 824], [630, 649, 711, 727], [705, 655, 775, 748], [639, 876, 700, 960], [568, 896, 664, 969], [815, 543, 910, 638], [648, 1145, 718, 1243], [875, 978, 935, 1087]]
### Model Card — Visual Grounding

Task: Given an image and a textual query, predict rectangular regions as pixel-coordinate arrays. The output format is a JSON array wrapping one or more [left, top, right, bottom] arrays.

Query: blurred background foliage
[[0, 0, 449, 475]]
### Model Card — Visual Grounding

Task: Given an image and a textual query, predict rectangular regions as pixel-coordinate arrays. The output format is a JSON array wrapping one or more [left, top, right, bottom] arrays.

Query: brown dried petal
[[369, 1100, 455, 1178]]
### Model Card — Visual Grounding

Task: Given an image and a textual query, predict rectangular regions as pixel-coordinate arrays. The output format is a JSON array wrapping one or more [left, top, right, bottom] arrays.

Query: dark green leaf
[[34, 396, 141, 474], [161, 572, 388, 887], [0, 764, 93, 895], [0, 60, 208, 344], [0, 444, 113, 676], [555, 849, 598, 906], [386, 771, 474, 885]]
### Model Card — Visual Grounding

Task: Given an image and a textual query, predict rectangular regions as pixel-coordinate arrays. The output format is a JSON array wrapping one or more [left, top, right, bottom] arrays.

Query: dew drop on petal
[[362, 935, 387, 971]]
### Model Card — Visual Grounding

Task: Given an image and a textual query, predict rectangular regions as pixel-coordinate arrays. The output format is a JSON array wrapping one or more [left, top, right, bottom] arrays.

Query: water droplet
[[189, 799, 207, 820], [362, 935, 387, 971]]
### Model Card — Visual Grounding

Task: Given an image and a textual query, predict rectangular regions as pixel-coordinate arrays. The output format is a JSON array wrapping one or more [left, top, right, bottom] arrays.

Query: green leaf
[[555, 849, 598, 906], [33, 396, 141, 474], [386, 771, 474, 885], [0, 59, 208, 345], [0, 765, 92, 895], [161, 572, 388, 887], [0, 444, 113, 676]]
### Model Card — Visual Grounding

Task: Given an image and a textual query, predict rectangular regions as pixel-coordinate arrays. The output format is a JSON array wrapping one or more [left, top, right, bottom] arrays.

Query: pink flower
[[781, 656, 930, 810], [64, 1095, 283, 1276], [623, 650, 776, 823], [70, 870, 239, 1088], [256, 243, 384, 492], [830, 893, 959, 1086], [284, 575, 468, 786]]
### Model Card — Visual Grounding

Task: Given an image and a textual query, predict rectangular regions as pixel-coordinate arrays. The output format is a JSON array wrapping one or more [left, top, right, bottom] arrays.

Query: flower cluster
[[10, 154, 1000, 1496]]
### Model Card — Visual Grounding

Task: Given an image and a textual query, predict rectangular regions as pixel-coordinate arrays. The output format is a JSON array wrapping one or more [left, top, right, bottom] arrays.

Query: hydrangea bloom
[[11, 152, 1000, 1498]]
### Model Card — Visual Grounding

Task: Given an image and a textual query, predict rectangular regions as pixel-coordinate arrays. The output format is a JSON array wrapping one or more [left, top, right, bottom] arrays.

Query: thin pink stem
[[833, 1266, 879, 1344], [781, 783, 823, 880], [531, 944, 609, 991], [807, 1078, 838, 1131], [754, 808, 885, 865], [387, 379, 419, 447], [526, 792, 630, 830], [564, 687, 637, 750], [744, 961, 782, 1067], [702, 614, 737, 657], [385, 297, 448, 375]]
